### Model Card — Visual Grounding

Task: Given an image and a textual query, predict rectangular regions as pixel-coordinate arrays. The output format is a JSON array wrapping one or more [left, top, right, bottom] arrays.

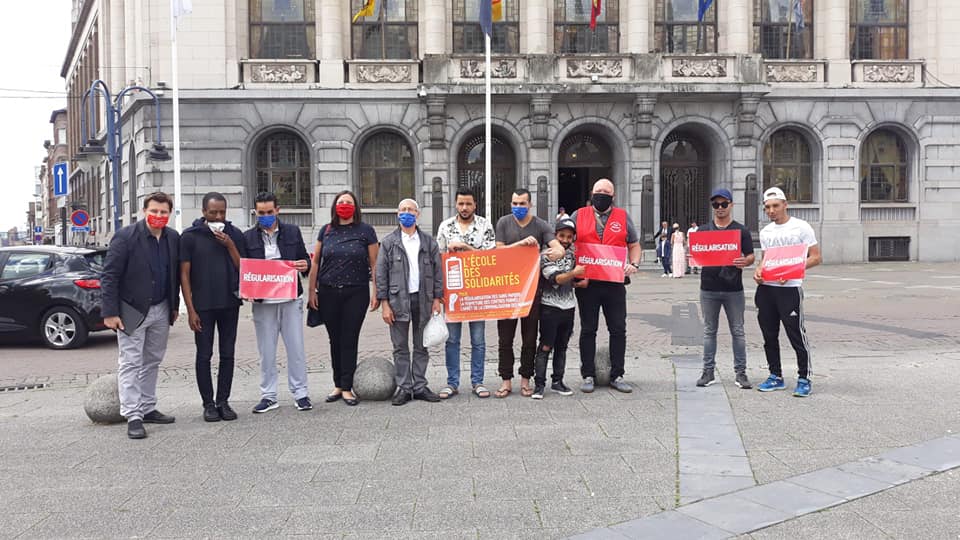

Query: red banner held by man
[[576, 242, 627, 282], [443, 246, 540, 323], [688, 230, 741, 267], [239, 258, 298, 300], [760, 244, 808, 282]]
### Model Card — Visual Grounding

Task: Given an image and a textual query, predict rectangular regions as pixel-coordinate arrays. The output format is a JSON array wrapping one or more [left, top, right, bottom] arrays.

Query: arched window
[[255, 132, 312, 208], [359, 132, 415, 208], [850, 0, 907, 59], [754, 0, 813, 58], [554, 0, 620, 54], [860, 129, 908, 202], [763, 129, 813, 202], [457, 133, 516, 220], [453, 0, 520, 54], [351, 0, 418, 59], [655, 0, 717, 53], [249, 0, 315, 59]]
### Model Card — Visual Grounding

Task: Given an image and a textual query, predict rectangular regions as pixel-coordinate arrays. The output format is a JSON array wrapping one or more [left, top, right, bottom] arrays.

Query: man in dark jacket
[[180, 192, 246, 422], [376, 198, 443, 406], [243, 191, 312, 413], [101, 192, 180, 439]]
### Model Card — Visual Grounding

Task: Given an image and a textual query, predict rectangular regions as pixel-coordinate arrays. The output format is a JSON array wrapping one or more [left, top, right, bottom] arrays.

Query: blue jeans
[[700, 290, 747, 373], [445, 321, 486, 388]]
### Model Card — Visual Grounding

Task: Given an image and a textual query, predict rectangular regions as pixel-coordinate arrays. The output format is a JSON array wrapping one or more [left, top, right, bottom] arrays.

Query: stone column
[[319, 0, 344, 87], [626, 0, 650, 54], [823, 0, 851, 85], [724, 0, 751, 53], [526, 0, 549, 54], [423, 0, 446, 55]]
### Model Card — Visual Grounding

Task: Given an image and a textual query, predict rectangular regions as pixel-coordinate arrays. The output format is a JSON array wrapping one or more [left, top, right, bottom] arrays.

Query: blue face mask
[[511, 206, 529, 221], [257, 214, 277, 228], [398, 212, 417, 228]]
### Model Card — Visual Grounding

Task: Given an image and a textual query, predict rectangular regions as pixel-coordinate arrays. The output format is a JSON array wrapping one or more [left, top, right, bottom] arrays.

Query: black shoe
[[127, 419, 146, 439], [343, 391, 359, 406], [413, 388, 441, 403], [217, 401, 238, 421], [203, 403, 221, 422], [324, 393, 342, 403], [295, 397, 313, 411], [143, 410, 176, 424], [392, 390, 412, 406]]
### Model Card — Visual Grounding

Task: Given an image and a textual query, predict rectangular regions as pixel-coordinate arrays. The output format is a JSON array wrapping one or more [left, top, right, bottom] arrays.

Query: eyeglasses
[[711, 201, 730, 209]]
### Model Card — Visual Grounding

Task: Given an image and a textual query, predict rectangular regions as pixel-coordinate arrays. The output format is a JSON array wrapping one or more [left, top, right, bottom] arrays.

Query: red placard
[[688, 230, 742, 267], [239, 258, 298, 300], [443, 246, 540, 322], [760, 244, 808, 282], [575, 242, 627, 283]]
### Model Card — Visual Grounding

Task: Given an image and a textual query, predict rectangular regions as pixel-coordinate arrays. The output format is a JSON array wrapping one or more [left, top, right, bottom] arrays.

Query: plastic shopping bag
[[423, 311, 449, 348]]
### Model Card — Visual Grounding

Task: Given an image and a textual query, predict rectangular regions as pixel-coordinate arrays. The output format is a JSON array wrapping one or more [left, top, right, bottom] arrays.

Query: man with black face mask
[[569, 179, 642, 393]]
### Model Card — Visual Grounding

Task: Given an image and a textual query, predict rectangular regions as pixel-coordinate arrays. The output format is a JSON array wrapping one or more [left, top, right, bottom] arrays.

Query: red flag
[[590, 0, 601, 30]]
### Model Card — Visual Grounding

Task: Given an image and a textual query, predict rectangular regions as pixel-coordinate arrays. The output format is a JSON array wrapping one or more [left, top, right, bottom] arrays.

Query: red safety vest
[[576, 207, 628, 246]]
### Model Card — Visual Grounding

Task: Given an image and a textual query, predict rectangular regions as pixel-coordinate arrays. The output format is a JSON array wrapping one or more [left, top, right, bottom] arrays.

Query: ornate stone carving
[[566, 59, 623, 78], [427, 95, 446, 149], [632, 95, 657, 148], [672, 58, 727, 78], [529, 95, 552, 148], [736, 95, 761, 146], [459, 59, 517, 79], [250, 63, 307, 83], [863, 64, 915, 83], [765, 63, 818, 83], [356, 64, 412, 83]]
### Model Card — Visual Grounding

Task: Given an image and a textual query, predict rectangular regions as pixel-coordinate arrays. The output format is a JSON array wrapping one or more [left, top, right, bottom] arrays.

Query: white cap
[[763, 187, 786, 202]]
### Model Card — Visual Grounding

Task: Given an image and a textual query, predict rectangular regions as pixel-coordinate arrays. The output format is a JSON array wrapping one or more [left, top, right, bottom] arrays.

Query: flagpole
[[786, 0, 794, 60], [484, 32, 492, 220], [171, 1, 183, 232]]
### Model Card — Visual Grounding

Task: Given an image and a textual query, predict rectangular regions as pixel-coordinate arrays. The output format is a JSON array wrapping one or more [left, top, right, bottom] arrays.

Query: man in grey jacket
[[376, 198, 444, 406]]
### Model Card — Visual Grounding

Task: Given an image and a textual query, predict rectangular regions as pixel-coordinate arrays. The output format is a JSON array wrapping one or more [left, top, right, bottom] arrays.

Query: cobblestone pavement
[[1, 262, 958, 538]]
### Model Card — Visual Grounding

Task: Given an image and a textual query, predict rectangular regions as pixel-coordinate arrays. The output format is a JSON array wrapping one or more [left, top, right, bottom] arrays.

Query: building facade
[[61, 0, 960, 261], [41, 109, 70, 243]]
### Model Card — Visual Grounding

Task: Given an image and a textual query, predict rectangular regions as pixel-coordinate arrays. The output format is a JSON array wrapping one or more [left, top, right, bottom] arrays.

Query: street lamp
[[79, 81, 171, 234]]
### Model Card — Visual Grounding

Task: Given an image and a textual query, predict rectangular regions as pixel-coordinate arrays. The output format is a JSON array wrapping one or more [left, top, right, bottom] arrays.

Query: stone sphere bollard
[[352, 358, 396, 401], [84, 374, 125, 424], [594, 346, 612, 387]]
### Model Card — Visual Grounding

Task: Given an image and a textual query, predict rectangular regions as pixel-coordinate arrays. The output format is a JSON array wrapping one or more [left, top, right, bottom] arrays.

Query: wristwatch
[[630, 262, 641, 269]]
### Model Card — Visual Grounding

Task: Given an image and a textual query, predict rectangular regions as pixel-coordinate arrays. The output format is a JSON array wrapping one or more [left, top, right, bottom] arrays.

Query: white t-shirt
[[759, 216, 818, 288], [401, 229, 421, 294]]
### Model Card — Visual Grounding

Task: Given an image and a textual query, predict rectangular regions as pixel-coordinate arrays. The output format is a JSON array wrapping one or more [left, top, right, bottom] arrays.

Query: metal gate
[[660, 131, 709, 229], [457, 134, 515, 221]]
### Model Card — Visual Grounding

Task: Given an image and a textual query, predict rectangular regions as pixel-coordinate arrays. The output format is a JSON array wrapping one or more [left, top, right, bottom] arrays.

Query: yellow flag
[[352, 0, 376, 23], [492, 0, 503, 21]]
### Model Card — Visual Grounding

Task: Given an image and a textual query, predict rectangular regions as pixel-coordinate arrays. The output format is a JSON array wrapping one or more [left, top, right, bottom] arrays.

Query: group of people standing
[[101, 179, 819, 440], [654, 220, 702, 277]]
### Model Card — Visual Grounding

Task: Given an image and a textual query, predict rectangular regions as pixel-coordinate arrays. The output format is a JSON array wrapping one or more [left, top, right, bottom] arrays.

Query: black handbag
[[307, 305, 323, 327]]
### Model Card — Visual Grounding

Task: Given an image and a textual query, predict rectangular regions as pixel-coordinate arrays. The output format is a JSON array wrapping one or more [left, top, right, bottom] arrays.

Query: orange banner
[[443, 246, 540, 322]]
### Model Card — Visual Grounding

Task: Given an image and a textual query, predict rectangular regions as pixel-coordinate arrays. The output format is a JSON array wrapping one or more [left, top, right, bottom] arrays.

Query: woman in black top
[[307, 190, 379, 406]]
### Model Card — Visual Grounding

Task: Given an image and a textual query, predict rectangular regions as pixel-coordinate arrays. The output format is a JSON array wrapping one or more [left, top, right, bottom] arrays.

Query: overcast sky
[[0, 1, 71, 233]]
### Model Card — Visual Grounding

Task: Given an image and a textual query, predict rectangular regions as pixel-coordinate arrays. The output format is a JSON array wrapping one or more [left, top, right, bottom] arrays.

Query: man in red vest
[[571, 179, 642, 393]]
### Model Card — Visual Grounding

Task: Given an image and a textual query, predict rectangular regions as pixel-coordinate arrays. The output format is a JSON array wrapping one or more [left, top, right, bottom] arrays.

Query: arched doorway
[[660, 130, 710, 229], [457, 132, 516, 221], [558, 132, 613, 215]]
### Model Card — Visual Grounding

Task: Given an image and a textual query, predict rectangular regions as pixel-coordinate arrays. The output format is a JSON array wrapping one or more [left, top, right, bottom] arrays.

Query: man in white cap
[[753, 187, 822, 397]]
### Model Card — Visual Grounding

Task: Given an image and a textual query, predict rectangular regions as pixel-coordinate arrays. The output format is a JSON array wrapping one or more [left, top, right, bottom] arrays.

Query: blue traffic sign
[[70, 209, 90, 227], [53, 162, 69, 197], [34, 226, 42, 233]]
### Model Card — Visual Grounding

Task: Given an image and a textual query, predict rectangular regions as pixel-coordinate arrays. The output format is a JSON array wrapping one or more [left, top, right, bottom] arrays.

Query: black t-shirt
[[179, 224, 245, 311], [317, 223, 378, 287], [698, 220, 755, 292]]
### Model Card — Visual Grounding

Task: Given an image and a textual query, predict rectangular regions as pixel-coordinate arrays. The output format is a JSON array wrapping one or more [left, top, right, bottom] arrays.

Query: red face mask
[[146, 214, 169, 229], [335, 203, 355, 220]]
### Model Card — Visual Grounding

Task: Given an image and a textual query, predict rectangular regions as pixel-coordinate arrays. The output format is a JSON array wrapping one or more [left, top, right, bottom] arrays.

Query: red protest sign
[[688, 230, 741, 267], [239, 258, 298, 300], [443, 246, 540, 323], [575, 242, 627, 283], [760, 244, 807, 282]]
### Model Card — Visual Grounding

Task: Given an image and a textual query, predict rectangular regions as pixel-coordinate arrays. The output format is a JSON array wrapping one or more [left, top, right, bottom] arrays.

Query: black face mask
[[591, 193, 613, 212]]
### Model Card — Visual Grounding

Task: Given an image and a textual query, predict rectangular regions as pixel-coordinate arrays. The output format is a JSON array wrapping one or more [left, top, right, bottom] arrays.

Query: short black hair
[[143, 192, 173, 211], [455, 188, 476, 202], [255, 192, 278, 206], [512, 188, 532, 203], [202, 191, 227, 210]]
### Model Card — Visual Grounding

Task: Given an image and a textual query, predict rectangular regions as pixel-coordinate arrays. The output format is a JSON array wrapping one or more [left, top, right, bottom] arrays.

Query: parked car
[[0, 246, 110, 349]]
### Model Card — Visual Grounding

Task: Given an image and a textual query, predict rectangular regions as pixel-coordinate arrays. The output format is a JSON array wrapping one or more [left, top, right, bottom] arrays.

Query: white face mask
[[207, 221, 226, 233]]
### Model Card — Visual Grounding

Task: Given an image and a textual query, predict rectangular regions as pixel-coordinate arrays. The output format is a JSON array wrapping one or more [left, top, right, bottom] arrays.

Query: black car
[[0, 246, 110, 349]]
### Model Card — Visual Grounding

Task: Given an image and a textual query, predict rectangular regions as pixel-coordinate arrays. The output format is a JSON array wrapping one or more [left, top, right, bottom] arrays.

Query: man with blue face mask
[[375, 199, 443, 405], [493, 189, 565, 398]]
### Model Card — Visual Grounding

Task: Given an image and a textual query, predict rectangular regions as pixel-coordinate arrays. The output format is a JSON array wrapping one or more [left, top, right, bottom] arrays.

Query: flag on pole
[[589, 0, 601, 30], [353, 0, 376, 23], [697, 0, 713, 21], [793, 0, 805, 29], [172, 0, 192, 17], [480, 0, 492, 36]]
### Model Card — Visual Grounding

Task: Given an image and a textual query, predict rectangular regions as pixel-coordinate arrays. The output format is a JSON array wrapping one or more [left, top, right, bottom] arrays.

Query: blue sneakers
[[793, 378, 812, 397], [757, 374, 786, 392]]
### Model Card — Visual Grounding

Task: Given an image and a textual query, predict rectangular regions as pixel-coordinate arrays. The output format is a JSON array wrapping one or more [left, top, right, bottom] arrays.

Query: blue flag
[[697, 0, 713, 21], [480, 0, 492, 36], [794, 0, 805, 29]]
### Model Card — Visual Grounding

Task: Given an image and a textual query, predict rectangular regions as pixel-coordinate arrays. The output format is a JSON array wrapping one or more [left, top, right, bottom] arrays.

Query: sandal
[[520, 385, 534, 397], [439, 386, 459, 399], [473, 385, 491, 398], [495, 385, 512, 398]]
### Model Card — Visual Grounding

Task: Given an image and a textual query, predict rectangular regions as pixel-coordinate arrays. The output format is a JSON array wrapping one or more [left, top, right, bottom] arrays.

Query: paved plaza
[[1, 262, 959, 539]]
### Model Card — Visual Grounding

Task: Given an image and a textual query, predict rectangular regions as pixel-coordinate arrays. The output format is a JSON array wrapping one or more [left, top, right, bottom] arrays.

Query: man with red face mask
[[101, 192, 181, 439]]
